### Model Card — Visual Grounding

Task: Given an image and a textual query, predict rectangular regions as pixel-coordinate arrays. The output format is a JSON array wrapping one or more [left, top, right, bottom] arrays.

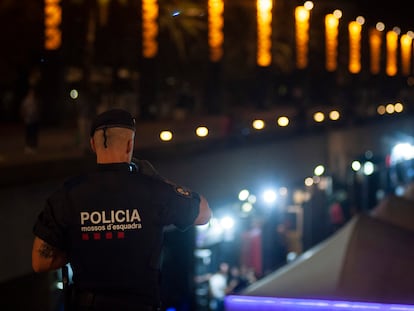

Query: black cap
[[90, 109, 136, 137]]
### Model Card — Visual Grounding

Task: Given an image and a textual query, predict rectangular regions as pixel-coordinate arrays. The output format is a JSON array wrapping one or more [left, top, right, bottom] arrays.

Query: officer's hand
[[137, 159, 159, 177], [132, 158, 165, 181]]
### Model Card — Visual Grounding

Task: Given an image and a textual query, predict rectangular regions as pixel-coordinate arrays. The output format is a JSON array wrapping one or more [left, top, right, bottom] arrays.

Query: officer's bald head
[[91, 127, 135, 163], [93, 127, 134, 148]]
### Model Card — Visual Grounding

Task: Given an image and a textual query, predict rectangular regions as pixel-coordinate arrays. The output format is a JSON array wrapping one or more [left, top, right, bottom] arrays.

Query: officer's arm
[[134, 158, 212, 225], [32, 236, 67, 273], [193, 195, 212, 225]]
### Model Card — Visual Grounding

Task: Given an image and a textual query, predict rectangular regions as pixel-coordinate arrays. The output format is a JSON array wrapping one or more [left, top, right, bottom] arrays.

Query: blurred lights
[[314, 165, 325, 176], [313, 112, 325, 122], [238, 189, 250, 201], [390, 142, 414, 164], [44, 0, 62, 50], [295, 6, 311, 69], [263, 189, 277, 204], [356, 16, 365, 25], [252, 119, 265, 130], [304, 177, 313, 187], [325, 13, 339, 71], [363, 161, 375, 175], [98, 0, 110, 26], [277, 116, 289, 127], [369, 27, 382, 75], [303, 1, 314, 11], [257, 0, 273, 67], [208, 0, 224, 62], [220, 216, 235, 229], [293, 189, 311, 204], [241, 202, 253, 213], [160, 130, 173, 141], [395, 102, 404, 112], [70, 89, 79, 100], [350, 155, 376, 176], [377, 102, 404, 115], [400, 33, 412, 76], [332, 9, 342, 19], [349, 21, 362, 74], [386, 103, 395, 114], [329, 110, 340, 120], [142, 0, 159, 58], [195, 126, 209, 137], [377, 105, 386, 115], [279, 187, 288, 196], [351, 160, 361, 172], [247, 194, 257, 204], [386, 30, 398, 76], [376, 22, 385, 31]]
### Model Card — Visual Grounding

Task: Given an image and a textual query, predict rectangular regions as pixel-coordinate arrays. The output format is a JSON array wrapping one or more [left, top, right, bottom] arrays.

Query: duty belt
[[71, 290, 161, 311]]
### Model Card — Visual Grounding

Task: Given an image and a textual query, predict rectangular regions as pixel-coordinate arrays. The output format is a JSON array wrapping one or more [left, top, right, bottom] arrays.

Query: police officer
[[31, 108, 212, 310]]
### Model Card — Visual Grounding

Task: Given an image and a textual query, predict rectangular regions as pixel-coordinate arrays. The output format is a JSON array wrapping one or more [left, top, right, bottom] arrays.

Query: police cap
[[90, 108, 136, 137]]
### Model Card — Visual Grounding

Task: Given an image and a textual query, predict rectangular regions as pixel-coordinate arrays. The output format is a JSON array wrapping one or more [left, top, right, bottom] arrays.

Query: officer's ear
[[90, 137, 96, 153], [126, 138, 133, 154]]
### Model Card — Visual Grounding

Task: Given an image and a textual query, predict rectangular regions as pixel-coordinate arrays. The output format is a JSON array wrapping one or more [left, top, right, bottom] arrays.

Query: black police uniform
[[33, 161, 201, 310]]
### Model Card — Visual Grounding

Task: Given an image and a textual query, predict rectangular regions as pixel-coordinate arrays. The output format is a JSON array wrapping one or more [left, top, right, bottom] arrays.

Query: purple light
[[224, 295, 414, 311]]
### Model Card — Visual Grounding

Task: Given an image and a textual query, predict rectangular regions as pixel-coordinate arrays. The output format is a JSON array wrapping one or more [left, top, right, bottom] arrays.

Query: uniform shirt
[[33, 162, 200, 305]]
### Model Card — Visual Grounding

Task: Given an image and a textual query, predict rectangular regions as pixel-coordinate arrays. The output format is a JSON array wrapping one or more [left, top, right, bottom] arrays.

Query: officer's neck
[[96, 151, 131, 164]]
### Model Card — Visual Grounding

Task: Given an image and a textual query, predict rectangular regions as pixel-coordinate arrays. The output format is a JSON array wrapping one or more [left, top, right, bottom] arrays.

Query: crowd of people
[[196, 262, 257, 311]]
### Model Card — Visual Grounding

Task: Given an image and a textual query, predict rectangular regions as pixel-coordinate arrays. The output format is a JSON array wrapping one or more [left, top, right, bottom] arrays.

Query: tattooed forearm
[[38, 242, 56, 258]]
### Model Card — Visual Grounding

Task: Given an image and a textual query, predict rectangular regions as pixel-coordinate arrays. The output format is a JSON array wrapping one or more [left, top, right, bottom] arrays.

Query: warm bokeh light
[[303, 1, 314, 10], [159, 130, 173, 141], [195, 126, 209, 137], [257, 0, 273, 66], [304, 177, 314, 187], [69, 89, 79, 100], [98, 0, 110, 26], [385, 103, 395, 114], [329, 110, 340, 120], [208, 0, 224, 62], [332, 9, 342, 19], [386, 30, 398, 76], [295, 6, 310, 69], [377, 105, 386, 115], [369, 28, 382, 75], [44, 0, 62, 50], [277, 116, 289, 127], [400, 34, 412, 76], [376, 22, 385, 31], [313, 112, 325, 122], [325, 14, 339, 72], [394, 102, 404, 113], [349, 21, 362, 74], [252, 119, 265, 130], [142, 0, 159, 58]]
